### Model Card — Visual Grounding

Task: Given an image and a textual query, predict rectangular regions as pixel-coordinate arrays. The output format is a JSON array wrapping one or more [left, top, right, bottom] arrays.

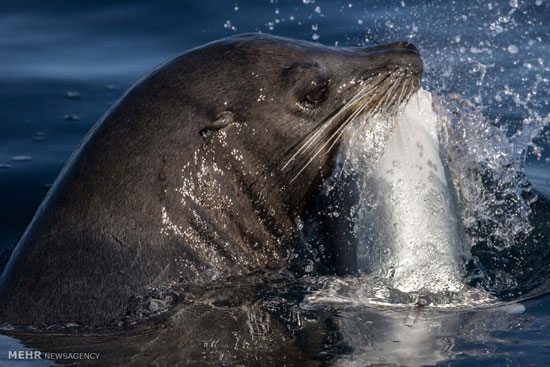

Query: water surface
[[1, 0, 549, 366]]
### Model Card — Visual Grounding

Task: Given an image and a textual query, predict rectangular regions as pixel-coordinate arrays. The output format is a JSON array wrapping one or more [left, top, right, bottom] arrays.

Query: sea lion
[[0, 33, 422, 326]]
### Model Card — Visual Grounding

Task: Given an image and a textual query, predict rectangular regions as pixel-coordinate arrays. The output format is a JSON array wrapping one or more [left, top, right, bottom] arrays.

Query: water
[[1, 0, 550, 365], [335, 90, 467, 294]]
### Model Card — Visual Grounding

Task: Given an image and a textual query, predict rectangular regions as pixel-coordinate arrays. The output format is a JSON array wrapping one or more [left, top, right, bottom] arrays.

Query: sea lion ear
[[199, 111, 235, 137]]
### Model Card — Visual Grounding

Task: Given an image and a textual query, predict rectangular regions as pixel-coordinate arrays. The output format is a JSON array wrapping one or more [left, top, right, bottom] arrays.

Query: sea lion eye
[[304, 82, 328, 105]]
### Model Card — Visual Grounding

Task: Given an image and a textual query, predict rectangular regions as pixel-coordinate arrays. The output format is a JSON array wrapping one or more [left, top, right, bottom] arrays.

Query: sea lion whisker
[[396, 78, 411, 106], [404, 78, 414, 105], [317, 95, 374, 158], [369, 77, 399, 117], [288, 102, 369, 183], [315, 78, 389, 149], [282, 100, 355, 170], [255, 97, 362, 187], [282, 75, 392, 171], [305, 89, 378, 165], [336, 76, 409, 181], [287, 117, 356, 182], [383, 77, 405, 112], [282, 82, 380, 170], [397, 80, 412, 110], [290, 73, 400, 182], [336, 107, 379, 181], [289, 85, 384, 183], [281, 86, 372, 171]]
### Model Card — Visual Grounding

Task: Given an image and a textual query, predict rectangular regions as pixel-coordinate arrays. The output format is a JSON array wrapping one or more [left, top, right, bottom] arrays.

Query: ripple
[[11, 156, 32, 162], [63, 114, 80, 121], [301, 276, 510, 312]]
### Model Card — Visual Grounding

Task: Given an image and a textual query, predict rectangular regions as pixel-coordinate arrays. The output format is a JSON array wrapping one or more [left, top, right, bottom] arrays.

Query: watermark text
[[8, 350, 100, 360]]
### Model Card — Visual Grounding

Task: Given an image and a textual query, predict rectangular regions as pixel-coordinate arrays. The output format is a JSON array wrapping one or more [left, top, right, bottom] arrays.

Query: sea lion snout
[[356, 41, 424, 79]]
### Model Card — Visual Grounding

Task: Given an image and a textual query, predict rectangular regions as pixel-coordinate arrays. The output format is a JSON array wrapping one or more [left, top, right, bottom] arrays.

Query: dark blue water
[[1, 0, 549, 365]]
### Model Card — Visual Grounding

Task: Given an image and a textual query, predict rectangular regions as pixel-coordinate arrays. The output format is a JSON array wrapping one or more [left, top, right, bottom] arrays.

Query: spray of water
[[303, 86, 547, 309]]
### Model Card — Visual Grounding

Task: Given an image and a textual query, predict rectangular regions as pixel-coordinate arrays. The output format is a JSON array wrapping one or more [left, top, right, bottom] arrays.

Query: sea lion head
[[178, 33, 423, 220]]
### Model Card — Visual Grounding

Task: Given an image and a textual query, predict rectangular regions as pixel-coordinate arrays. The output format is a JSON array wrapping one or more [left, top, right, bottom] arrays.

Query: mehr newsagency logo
[[8, 350, 100, 360]]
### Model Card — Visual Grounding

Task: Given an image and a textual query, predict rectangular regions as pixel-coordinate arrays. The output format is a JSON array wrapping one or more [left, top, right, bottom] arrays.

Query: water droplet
[[224, 20, 231, 29], [507, 44, 519, 54]]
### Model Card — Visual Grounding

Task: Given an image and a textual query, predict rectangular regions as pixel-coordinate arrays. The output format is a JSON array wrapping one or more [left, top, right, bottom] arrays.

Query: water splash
[[437, 95, 541, 251], [302, 86, 548, 308], [330, 89, 467, 294]]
